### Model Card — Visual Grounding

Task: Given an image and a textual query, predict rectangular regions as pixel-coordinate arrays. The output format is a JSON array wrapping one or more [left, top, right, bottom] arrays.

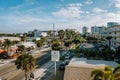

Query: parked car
[[65, 54, 70, 59], [65, 59, 70, 65], [59, 62, 67, 70]]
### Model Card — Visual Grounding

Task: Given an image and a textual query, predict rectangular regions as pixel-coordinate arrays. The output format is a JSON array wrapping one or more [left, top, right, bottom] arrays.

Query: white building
[[17, 42, 36, 49], [91, 26, 106, 34], [106, 25, 120, 48], [90, 26, 106, 39]]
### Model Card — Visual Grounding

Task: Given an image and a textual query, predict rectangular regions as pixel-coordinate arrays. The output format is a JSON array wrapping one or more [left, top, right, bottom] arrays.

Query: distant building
[[40, 32, 48, 37], [90, 25, 106, 39], [107, 22, 119, 27], [33, 29, 40, 37], [82, 26, 88, 34], [27, 29, 49, 38], [17, 42, 36, 49], [91, 25, 106, 34], [28, 31, 34, 37], [0, 37, 20, 42]]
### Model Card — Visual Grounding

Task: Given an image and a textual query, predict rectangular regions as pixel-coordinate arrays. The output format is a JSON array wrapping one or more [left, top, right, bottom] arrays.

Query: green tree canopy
[[3, 39, 12, 52], [36, 40, 43, 48], [15, 53, 36, 80], [91, 65, 120, 80], [51, 39, 61, 50], [18, 45, 26, 54]]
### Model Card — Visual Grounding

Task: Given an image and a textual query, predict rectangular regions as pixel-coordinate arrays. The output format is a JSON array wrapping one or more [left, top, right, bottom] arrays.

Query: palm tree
[[15, 53, 36, 80], [91, 65, 120, 80], [58, 30, 65, 40], [20, 34, 27, 42], [51, 39, 61, 50], [18, 45, 26, 54], [3, 39, 11, 52], [36, 40, 43, 50], [0, 40, 3, 47], [106, 36, 112, 49]]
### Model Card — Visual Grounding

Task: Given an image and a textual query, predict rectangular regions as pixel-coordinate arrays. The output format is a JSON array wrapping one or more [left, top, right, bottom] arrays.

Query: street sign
[[51, 50, 60, 75], [51, 50, 60, 62]]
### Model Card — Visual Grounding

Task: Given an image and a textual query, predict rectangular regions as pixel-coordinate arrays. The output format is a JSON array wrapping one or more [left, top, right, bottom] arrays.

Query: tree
[[3, 39, 11, 52], [91, 65, 120, 80], [20, 34, 27, 42], [58, 30, 65, 40], [18, 45, 26, 54], [36, 40, 43, 49], [64, 41, 72, 49], [0, 40, 3, 47], [51, 39, 61, 50], [15, 53, 36, 80], [41, 36, 47, 43], [106, 36, 112, 49]]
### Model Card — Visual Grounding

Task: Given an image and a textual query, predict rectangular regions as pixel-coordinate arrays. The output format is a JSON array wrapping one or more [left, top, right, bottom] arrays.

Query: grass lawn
[[46, 69, 64, 80]]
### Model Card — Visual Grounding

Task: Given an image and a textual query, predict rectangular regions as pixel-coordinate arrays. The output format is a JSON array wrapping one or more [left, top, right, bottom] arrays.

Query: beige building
[[106, 25, 120, 48], [64, 58, 118, 80], [0, 37, 20, 42]]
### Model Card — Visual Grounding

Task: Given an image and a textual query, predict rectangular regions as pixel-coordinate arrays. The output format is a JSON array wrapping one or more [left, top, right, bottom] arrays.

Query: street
[[0, 47, 51, 80], [0, 47, 68, 80]]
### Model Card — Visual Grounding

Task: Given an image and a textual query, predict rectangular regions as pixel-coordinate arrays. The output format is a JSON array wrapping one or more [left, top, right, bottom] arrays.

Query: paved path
[[34, 61, 54, 80], [21, 61, 55, 80]]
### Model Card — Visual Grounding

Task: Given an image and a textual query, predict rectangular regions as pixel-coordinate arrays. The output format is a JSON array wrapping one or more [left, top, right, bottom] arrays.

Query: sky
[[0, 0, 120, 33]]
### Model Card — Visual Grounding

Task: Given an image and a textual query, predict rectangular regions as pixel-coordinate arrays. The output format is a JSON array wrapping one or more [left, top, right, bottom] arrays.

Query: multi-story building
[[91, 25, 106, 39], [33, 29, 40, 37], [82, 26, 88, 34], [91, 26, 106, 34], [106, 24, 120, 48]]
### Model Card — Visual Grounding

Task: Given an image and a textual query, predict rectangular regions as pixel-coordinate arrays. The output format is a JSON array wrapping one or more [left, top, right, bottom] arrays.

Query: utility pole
[[53, 24, 55, 38]]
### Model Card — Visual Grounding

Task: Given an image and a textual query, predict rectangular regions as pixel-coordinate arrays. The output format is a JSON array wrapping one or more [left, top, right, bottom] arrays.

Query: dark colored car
[[59, 62, 67, 70]]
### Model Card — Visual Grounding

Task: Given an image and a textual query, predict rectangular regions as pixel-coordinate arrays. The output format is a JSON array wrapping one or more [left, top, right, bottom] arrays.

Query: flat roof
[[68, 58, 118, 69]]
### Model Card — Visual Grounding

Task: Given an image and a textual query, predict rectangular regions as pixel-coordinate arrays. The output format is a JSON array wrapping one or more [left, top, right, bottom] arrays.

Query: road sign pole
[[55, 61, 56, 75]]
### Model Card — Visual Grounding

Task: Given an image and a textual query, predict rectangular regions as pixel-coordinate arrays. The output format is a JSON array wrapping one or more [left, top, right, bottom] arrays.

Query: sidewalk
[[34, 61, 54, 80], [21, 61, 55, 80]]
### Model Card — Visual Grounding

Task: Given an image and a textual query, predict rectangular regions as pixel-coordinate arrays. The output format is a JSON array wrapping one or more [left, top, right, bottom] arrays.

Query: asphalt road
[[12, 51, 51, 80], [0, 47, 51, 80]]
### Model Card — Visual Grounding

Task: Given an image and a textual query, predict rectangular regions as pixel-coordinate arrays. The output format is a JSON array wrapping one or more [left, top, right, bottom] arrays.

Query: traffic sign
[[51, 50, 60, 62]]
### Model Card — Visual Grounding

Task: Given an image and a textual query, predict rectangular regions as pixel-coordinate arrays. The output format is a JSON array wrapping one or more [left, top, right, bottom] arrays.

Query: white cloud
[[52, 3, 83, 19], [114, 0, 120, 9], [93, 8, 107, 13], [84, 0, 93, 5]]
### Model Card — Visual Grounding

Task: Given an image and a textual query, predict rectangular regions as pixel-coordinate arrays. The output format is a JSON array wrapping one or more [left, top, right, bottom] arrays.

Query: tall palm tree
[[15, 53, 36, 80], [91, 65, 120, 80]]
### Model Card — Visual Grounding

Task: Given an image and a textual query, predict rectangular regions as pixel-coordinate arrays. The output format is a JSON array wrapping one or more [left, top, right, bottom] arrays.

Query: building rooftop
[[69, 58, 118, 69], [64, 58, 118, 80]]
